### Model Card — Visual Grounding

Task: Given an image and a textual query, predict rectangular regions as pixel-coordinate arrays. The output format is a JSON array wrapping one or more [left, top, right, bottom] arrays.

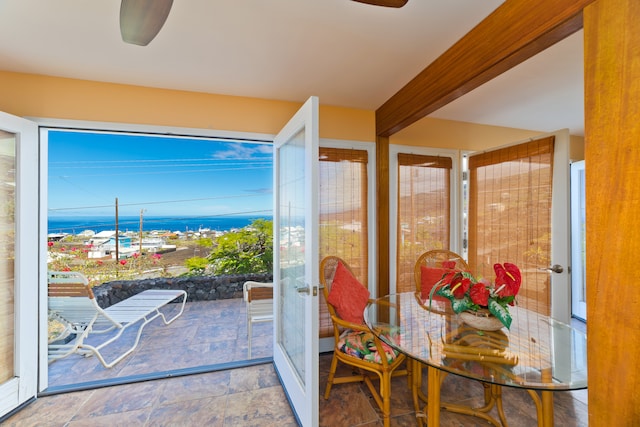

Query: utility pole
[[115, 197, 119, 263], [139, 209, 144, 254]]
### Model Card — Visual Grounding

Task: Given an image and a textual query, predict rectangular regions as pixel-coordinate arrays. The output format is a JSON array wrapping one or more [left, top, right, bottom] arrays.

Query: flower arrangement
[[429, 263, 522, 329]]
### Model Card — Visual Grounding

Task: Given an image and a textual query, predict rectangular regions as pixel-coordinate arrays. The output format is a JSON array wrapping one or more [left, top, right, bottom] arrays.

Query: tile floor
[[4, 299, 588, 426], [47, 299, 273, 389]]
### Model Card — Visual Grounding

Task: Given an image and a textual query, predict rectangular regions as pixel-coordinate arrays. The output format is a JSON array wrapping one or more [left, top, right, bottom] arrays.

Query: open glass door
[[273, 96, 319, 426], [570, 160, 586, 321], [0, 112, 38, 418]]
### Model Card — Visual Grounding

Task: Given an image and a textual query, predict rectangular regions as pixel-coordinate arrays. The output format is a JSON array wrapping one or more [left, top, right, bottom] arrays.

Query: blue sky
[[48, 130, 273, 218]]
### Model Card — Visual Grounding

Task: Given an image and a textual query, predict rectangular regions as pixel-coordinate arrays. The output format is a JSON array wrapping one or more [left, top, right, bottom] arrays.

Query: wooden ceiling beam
[[376, 0, 595, 137]]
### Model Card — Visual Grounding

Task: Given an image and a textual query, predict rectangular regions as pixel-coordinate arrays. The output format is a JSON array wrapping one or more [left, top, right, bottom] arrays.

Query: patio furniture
[[243, 281, 273, 358], [320, 256, 407, 427], [47, 271, 187, 368]]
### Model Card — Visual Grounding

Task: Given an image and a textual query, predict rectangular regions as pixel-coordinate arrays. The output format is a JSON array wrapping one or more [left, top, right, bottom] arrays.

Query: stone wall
[[92, 273, 273, 308]]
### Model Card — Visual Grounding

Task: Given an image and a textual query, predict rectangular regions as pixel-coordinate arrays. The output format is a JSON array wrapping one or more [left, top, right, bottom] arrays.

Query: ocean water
[[48, 215, 272, 235]]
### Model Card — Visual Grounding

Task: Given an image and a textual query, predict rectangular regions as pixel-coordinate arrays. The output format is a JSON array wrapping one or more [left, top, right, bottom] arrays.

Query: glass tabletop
[[364, 292, 588, 391]]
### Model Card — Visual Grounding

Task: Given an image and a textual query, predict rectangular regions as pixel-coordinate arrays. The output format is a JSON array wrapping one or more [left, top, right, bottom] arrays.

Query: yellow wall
[[0, 70, 584, 157], [0, 71, 375, 141], [391, 116, 585, 159]]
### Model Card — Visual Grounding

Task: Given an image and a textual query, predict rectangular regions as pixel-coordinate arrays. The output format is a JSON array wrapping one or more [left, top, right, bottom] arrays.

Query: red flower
[[469, 282, 490, 306], [120, 259, 127, 265], [152, 253, 162, 260], [47, 241, 54, 247], [62, 267, 71, 272], [494, 263, 522, 298], [60, 247, 65, 252], [97, 260, 103, 265], [450, 275, 471, 299], [133, 252, 140, 258]]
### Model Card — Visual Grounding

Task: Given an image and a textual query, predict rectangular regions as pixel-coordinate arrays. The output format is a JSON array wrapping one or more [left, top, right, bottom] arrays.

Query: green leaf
[[488, 299, 512, 329], [451, 296, 473, 313]]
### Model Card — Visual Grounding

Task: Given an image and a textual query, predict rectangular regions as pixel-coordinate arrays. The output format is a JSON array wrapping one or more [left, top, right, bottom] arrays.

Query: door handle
[[296, 285, 318, 296], [539, 264, 564, 274]]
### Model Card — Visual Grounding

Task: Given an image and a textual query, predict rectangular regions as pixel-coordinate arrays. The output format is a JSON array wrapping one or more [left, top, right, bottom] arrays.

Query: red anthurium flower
[[494, 262, 522, 298], [469, 282, 490, 306], [450, 276, 471, 299]]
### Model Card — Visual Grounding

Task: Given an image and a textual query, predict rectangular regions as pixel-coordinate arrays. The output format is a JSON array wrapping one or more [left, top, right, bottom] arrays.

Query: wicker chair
[[414, 249, 470, 294], [320, 256, 407, 427]]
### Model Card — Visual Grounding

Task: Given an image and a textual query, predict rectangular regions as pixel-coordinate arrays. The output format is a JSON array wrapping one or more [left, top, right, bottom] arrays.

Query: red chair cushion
[[327, 261, 370, 324], [421, 266, 455, 301]]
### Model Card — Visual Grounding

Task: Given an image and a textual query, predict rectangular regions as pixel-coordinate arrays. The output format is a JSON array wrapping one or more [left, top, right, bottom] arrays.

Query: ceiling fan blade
[[120, 0, 173, 46], [351, 0, 408, 7]]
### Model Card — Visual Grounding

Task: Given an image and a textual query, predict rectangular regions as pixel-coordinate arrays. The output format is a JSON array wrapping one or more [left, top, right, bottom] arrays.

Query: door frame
[[34, 118, 276, 391]]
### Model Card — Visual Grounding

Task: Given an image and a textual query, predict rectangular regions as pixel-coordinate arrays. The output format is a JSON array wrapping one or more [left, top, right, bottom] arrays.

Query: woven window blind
[[319, 147, 369, 337], [468, 136, 554, 315], [396, 153, 452, 293]]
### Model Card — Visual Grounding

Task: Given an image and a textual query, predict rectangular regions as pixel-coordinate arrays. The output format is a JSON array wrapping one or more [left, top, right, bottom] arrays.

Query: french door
[[272, 96, 319, 426], [0, 112, 38, 418], [467, 130, 571, 322]]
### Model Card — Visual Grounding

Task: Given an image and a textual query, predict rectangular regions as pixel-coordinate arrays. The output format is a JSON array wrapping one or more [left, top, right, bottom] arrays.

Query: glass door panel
[[273, 97, 319, 426], [571, 160, 586, 320], [0, 111, 38, 418]]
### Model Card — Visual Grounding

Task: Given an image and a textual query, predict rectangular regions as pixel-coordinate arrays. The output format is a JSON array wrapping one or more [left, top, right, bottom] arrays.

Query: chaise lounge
[[47, 271, 187, 368]]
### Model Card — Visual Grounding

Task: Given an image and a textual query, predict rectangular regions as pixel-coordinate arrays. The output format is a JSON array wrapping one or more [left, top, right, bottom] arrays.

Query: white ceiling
[[0, 0, 584, 136]]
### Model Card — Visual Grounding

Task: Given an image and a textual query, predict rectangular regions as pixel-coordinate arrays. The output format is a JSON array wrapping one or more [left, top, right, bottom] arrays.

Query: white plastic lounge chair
[[243, 281, 273, 358], [47, 271, 187, 368]]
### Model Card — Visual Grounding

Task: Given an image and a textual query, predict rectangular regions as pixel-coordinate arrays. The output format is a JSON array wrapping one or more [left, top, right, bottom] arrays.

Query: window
[[319, 146, 370, 337]]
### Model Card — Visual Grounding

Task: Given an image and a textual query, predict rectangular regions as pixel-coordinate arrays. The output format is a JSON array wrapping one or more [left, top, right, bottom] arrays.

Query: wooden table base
[[411, 360, 555, 427]]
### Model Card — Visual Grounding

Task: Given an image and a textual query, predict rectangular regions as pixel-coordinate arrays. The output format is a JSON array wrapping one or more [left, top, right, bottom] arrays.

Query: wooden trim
[[248, 286, 273, 302], [375, 0, 594, 137], [48, 282, 94, 299], [376, 135, 390, 297]]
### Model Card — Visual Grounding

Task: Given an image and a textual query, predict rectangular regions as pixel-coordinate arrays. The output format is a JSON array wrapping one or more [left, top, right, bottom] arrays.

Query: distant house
[[87, 231, 132, 258]]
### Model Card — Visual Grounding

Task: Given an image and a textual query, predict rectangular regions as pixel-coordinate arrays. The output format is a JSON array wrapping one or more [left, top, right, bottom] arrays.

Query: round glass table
[[364, 292, 588, 427]]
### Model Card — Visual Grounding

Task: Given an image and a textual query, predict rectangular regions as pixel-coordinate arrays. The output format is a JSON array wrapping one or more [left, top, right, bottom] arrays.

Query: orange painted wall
[[0, 71, 375, 141], [391, 116, 585, 159], [0, 70, 583, 154]]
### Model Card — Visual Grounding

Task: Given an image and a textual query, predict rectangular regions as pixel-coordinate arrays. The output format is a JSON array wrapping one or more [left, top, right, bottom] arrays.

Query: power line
[[50, 157, 271, 164], [49, 193, 271, 211]]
